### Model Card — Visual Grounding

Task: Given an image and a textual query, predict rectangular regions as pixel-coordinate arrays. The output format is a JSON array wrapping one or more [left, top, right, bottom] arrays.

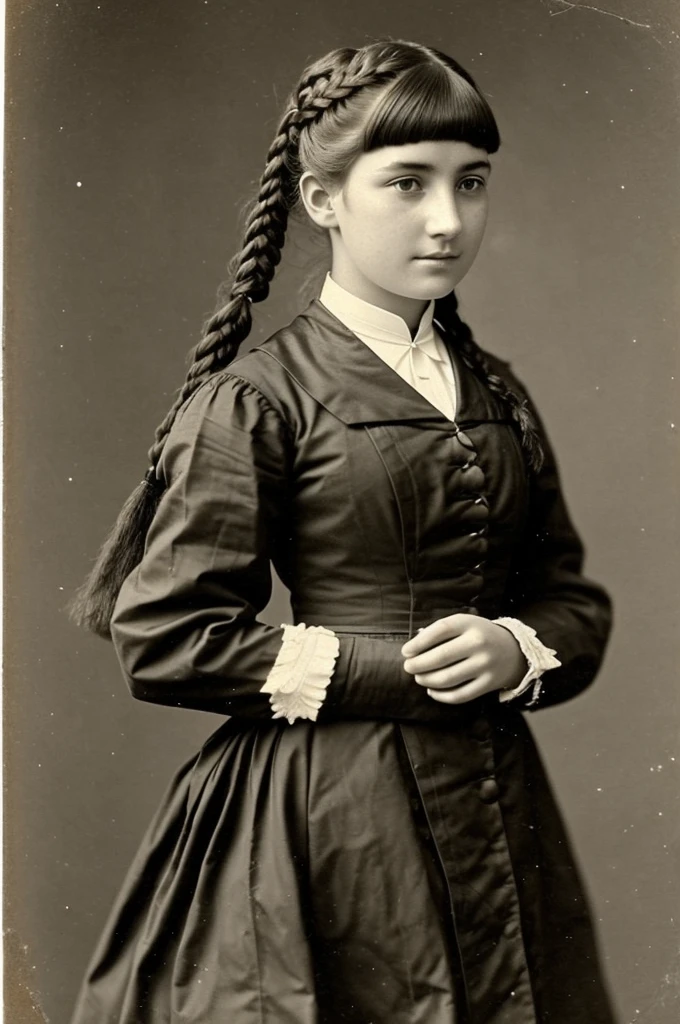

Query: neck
[[328, 266, 429, 335]]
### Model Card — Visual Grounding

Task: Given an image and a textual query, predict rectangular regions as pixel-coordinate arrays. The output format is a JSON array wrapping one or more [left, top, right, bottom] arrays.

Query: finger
[[401, 614, 475, 657], [403, 635, 475, 675], [426, 677, 491, 704], [414, 653, 486, 690]]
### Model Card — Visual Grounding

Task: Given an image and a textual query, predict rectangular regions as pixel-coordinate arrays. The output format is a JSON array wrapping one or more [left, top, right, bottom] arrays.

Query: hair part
[[69, 37, 541, 639]]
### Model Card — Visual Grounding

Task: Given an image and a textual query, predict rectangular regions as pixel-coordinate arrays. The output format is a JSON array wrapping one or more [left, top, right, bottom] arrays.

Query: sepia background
[[5, 1, 679, 1021]]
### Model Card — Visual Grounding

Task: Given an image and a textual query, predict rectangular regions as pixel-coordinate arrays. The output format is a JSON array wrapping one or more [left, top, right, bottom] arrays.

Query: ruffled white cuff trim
[[493, 617, 562, 708], [260, 623, 340, 724]]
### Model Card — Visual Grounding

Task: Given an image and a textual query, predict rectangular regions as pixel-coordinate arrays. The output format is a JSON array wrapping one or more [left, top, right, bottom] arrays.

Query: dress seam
[[487, 744, 541, 1022], [343, 432, 386, 624], [364, 427, 416, 639], [246, 737, 267, 1024]]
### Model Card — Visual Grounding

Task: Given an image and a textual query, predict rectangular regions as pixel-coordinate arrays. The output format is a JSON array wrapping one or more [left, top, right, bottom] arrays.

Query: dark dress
[[70, 299, 616, 1024]]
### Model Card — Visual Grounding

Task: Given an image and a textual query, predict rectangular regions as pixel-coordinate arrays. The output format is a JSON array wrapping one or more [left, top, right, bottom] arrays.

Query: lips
[[417, 253, 460, 259]]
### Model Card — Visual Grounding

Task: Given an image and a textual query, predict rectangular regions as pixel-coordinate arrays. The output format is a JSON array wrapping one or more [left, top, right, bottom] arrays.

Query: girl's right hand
[[401, 613, 527, 704]]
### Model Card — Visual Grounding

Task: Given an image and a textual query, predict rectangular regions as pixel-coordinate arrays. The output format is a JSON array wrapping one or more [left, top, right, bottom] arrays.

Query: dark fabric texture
[[70, 300, 615, 1023]]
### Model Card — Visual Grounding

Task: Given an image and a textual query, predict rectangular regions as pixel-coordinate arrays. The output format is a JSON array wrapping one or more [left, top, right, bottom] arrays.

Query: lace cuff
[[260, 623, 340, 724], [493, 617, 562, 708]]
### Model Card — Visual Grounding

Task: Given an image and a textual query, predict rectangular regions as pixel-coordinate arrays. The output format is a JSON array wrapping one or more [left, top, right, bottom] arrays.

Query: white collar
[[318, 272, 444, 360]]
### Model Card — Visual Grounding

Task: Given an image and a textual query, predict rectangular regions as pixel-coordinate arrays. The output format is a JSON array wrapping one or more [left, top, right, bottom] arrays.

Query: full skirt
[[70, 713, 616, 1024]]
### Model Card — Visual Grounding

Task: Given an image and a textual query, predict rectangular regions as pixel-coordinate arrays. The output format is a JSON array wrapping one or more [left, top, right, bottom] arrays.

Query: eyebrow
[[377, 159, 492, 173]]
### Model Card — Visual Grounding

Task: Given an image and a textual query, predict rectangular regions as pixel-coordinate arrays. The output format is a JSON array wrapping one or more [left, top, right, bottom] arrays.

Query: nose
[[425, 188, 463, 239]]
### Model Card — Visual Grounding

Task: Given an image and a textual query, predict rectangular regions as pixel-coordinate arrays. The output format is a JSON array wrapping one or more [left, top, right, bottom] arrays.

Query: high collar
[[318, 272, 440, 353], [248, 298, 509, 428]]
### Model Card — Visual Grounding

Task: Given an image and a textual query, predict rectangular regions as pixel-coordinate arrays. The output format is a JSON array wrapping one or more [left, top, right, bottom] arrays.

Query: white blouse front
[[260, 275, 560, 723], [318, 271, 458, 421]]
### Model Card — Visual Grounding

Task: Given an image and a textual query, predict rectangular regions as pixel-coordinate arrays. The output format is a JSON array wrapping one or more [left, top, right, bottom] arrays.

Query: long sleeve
[[110, 371, 483, 726], [497, 366, 613, 711]]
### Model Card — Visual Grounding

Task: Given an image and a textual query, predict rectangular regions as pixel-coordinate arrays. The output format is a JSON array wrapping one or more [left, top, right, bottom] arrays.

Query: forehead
[[357, 139, 491, 174]]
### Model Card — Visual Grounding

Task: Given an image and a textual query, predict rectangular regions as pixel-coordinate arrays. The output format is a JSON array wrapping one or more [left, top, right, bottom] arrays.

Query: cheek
[[343, 206, 386, 245], [470, 203, 489, 238], [359, 220, 405, 260]]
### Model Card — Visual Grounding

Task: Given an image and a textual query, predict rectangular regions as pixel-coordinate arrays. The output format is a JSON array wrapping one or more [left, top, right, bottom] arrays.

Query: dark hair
[[69, 37, 543, 639]]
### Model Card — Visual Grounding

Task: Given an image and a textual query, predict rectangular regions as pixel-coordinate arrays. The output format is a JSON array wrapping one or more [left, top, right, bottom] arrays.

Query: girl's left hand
[[401, 614, 527, 704]]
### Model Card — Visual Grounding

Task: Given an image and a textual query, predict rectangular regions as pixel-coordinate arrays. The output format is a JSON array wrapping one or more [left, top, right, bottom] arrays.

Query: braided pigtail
[[68, 97, 307, 638], [436, 292, 545, 473]]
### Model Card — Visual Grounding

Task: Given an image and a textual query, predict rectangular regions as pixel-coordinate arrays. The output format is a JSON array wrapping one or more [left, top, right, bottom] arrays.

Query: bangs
[[362, 62, 500, 154]]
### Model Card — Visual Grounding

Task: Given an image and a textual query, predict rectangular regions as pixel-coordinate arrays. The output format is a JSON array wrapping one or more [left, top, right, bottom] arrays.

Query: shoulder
[[476, 345, 520, 388], [215, 303, 337, 426], [229, 306, 322, 388], [172, 369, 282, 430], [157, 370, 293, 486], [469, 342, 556, 455], [162, 365, 293, 472], [165, 306, 326, 453]]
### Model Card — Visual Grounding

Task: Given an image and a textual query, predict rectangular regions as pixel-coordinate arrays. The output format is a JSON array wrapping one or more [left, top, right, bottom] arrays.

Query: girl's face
[[325, 139, 491, 325]]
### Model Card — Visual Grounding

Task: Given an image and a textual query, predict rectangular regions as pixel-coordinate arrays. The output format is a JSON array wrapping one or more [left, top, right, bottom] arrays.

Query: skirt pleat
[[71, 717, 462, 1024]]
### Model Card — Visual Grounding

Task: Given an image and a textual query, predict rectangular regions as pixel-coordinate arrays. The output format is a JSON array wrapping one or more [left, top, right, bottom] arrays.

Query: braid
[[436, 292, 545, 473], [68, 45, 401, 639], [141, 49, 400, 481]]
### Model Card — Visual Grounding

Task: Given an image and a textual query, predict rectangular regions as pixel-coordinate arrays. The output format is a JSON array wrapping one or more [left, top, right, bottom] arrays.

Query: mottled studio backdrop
[[5, 1, 679, 1022]]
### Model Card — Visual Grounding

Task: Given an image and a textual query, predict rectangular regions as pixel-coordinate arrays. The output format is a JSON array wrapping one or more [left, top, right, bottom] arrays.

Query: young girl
[[69, 38, 615, 1024]]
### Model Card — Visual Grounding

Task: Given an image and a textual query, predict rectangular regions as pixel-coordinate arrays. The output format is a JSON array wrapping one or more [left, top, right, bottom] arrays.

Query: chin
[[433, 282, 460, 298], [410, 283, 458, 300], [405, 274, 465, 300]]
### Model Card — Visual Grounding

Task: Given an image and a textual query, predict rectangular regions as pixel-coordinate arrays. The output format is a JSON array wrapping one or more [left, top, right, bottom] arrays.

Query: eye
[[458, 176, 487, 193], [391, 177, 422, 194]]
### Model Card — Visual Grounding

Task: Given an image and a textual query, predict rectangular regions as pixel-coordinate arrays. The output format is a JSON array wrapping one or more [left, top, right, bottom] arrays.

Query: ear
[[298, 171, 340, 229]]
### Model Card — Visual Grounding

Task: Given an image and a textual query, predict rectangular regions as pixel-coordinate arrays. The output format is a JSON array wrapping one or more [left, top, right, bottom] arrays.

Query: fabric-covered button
[[460, 499, 489, 527], [471, 502, 489, 518], [479, 778, 500, 803], [460, 465, 485, 490]]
